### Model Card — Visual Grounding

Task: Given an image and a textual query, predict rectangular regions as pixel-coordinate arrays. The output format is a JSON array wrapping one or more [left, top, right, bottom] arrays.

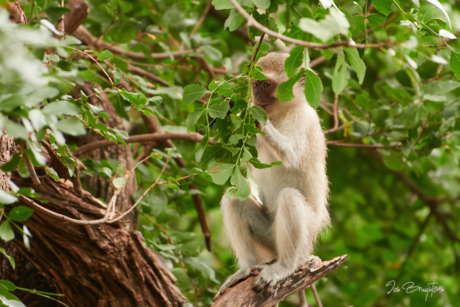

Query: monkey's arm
[[260, 120, 302, 166]]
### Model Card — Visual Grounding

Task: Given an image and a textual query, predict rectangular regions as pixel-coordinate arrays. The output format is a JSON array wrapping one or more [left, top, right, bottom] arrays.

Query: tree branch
[[212, 255, 348, 307], [74, 132, 211, 156], [227, 0, 394, 49]]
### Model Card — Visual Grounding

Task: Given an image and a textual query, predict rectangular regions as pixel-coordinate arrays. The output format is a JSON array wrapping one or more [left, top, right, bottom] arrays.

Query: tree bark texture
[[212, 255, 348, 307]]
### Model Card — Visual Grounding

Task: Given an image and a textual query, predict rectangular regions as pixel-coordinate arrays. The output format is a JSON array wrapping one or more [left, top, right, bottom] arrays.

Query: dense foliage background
[[0, 0, 459, 306]]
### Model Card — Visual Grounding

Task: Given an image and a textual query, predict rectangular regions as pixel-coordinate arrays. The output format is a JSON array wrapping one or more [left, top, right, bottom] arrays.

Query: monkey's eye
[[263, 82, 270, 88], [253, 83, 258, 89]]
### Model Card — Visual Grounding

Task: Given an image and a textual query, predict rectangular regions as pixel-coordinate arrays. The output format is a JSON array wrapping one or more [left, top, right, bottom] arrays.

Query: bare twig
[[108, 157, 171, 223], [247, 33, 266, 75], [74, 132, 211, 156], [66, 46, 114, 85], [333, 93, 339, 130], [311, 284, 323, 307], [190, 0, 212, 39], [23, 153, 41, 186], [326, 141, 400, 148], [227, 0, 394, 50]]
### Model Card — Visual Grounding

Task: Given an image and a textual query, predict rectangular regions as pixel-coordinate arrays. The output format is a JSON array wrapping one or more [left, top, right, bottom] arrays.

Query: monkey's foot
[[251, 263, 291, 292], [214, 267, 252, 301]]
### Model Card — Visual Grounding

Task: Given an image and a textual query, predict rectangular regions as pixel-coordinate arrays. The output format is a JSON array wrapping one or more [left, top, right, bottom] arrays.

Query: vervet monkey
[[215, 53, 330, 300]]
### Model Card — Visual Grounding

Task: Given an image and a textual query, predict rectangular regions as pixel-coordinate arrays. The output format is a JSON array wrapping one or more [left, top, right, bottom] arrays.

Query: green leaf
[[252, 0, 270, 9], [230, 114, 243, 129], [113, 177, 127, 189], [0, 190, 18, 205], [367, 14, 386, 28], [250, 158, 282, 169], [208, 100, 230, 119], [276, 71, 303, 103], [304, 69, 323, 108], [0, 247, 16, 269], [225, 171, 251, 201], [186, 108, 205, 127], [344, 47, 366, 84], [43, 101, 80, 116], [228, 134, 244, 145], [56, 118, 86, 136], [212, 0, 233, 10], [332, 52, 348, 94], [3, 120, 28, 139], [399, 103, 427, 129], [240, 148, 252, 164], [250, 106, 267, 125], [252, 66, 267, 81], [224, 8, 245, 31], [202, 45, 223, 61], [210, 164, 235, 184], [285, 46, 304, 78], [372, 0, 393, 16], [450, 51, 460, 81], [0, 247, 15, 269], [183, 85, 209, 105], [383, 154, 404, 171], [113, 66, 122, 86], [28, 110, 48, 130], [0, 221, 15, 242], [298, 8, 350, 42], [8, 206, 33, 222], [97, 50, 113, 61], [0, 154, 21, 172], [135, 190, 167, 216]]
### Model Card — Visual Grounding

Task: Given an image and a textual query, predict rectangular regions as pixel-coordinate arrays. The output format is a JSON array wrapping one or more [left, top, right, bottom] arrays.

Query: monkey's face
[[252, 77, 281, 116]]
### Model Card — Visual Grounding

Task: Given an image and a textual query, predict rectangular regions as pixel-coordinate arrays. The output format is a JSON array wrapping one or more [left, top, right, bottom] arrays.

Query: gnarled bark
[[212, 255, 348, 307]]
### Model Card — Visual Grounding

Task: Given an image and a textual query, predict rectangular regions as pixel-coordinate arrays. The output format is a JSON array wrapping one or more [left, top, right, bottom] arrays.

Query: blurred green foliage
[[0, 0, 459, 306]]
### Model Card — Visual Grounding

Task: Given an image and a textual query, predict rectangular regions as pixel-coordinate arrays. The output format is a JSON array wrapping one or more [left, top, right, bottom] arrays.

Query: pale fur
[[216, 53, 330, 298]]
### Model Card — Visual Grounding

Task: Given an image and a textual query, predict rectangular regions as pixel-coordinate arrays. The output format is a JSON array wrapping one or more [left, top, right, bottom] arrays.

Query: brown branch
[[228, 0, 394, 49], [212, 255, 348, 306], [74, 132, 210, 156], [308, 56, 326, 68], [311, 284, 323, 307], [63, 0, 89, 35], [326, 141, 399, 148], [190, 0, 212, 39], [333, 93, 339, 130], [127, 64, 171, 87], [23, 153, 41, 186], [140, 114, 212, 251], [73, 25, 196, 60]]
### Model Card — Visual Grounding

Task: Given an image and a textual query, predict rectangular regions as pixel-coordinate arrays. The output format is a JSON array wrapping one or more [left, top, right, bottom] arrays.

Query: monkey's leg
[[215, 197, 274, 300], [253, 188, 318, 291]]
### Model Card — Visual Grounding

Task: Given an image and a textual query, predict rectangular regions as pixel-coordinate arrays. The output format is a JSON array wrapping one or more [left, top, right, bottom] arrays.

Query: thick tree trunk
[[0, 92, 186, 306]]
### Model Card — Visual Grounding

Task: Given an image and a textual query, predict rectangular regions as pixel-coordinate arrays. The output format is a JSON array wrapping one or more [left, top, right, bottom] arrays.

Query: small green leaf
[[3, 120, 28, 139], [332, 52, 348, 94], [304, 69, 323, 108], [230, 114, 243, 129], [240, 148, 252, 164], [212, 0, 233, 10], [372, 0, 393, 16], [186, 108, 205, 127], [344, 47, 366, 84], [250, 158, 282, 169], [450, 51, 460, 81], [250, 106, 267, 125], [0, 190, 18, 205], [113, 177, 127, 189], [202, 45, 222, 61], [183, 84, 209, 105], [252, 0, 270, 9], [285, 46, 304, 79], [0, 154, 21, 172], [228, 134, 244, 145], [56, 118, 86, 136], [0, 221, 15, 242], [113, 66, 122, 86], [225, 171, 251, 201], [276, 71, 303, 103], [43, 101, 80, 116], [97, 50, 114, 61], [252, 66, 267, 81], [224, 8, 245, 31], [383, 154, 404, 171], [208, 100, 230, 119], [8, 206, 33, 222], [367, 14, 386, 28], [0, 247, 15, 269], [210, 164, 235, 184]]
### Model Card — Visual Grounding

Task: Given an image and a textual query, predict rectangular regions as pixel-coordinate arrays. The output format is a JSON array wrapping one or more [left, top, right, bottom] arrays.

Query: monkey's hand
[[214, 267, 253, 301]]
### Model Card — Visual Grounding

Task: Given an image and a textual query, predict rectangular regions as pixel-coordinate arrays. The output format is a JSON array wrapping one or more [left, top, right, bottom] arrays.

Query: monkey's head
[[252, 53, 303, 118]]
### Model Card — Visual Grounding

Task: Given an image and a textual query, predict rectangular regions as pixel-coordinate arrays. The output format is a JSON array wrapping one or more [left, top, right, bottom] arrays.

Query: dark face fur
[[252, 77, 279, 114]]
